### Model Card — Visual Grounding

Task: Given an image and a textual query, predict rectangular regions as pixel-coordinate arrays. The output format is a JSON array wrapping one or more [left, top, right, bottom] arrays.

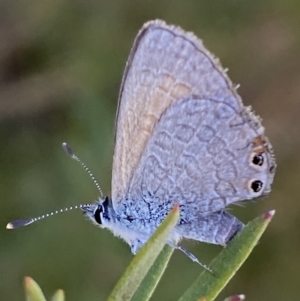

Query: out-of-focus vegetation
[[0, 1, 299, 300]]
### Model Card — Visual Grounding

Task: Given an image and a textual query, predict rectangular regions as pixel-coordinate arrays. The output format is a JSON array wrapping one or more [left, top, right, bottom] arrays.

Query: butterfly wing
[[128, 96, 275, 217], [112, 20, 275, 215]]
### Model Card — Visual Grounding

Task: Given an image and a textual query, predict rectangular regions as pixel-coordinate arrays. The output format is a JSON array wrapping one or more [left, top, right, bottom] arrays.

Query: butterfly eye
[[249, 179, 263, 193], [94, 206, 103, 225], [252, 153, 264, 166]]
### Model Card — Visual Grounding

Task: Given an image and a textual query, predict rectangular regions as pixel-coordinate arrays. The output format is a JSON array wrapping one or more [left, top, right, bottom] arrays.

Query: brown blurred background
[[0, 1, 299, 300]]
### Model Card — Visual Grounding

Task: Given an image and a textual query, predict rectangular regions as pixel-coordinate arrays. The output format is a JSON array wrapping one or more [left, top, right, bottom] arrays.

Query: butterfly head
[[82, 197, 112, 228]]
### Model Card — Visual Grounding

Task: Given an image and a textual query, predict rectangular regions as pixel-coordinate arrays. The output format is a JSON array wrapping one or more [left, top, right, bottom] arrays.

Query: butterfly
[[7, 20, 276, 270]]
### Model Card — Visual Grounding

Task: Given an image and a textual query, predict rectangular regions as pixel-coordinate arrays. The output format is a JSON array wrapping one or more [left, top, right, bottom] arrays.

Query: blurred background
[[0, 0, 299, 300]]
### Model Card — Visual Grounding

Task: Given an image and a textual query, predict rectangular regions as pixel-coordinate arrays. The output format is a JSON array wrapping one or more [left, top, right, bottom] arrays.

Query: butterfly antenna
[[62, 142, 103, 197], [6, 204, 88, 229], [6, 143, 99, 230]]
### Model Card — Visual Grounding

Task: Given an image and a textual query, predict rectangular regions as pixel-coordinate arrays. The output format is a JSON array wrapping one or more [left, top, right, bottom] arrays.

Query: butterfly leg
[[168, 241, 213, 273], [130, 237, 212, 272]]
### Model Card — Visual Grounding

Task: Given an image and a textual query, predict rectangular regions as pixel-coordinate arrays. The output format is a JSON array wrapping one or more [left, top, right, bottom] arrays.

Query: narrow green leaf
[[51, 289, 65, 301], [179, 210, 275, 301], [131, 245, 174, 301], [107, 206, 180, 301], [24, 277, 47, 301]]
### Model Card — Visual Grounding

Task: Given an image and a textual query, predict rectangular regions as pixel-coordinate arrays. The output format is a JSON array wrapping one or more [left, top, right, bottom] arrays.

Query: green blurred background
[[1, 0, 299, 300]]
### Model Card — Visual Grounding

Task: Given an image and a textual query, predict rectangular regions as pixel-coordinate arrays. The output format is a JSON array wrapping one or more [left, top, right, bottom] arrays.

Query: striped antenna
[[62, 142, 103, 197], [6, 142, 101, 230], [6, 204, 89, 229]]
